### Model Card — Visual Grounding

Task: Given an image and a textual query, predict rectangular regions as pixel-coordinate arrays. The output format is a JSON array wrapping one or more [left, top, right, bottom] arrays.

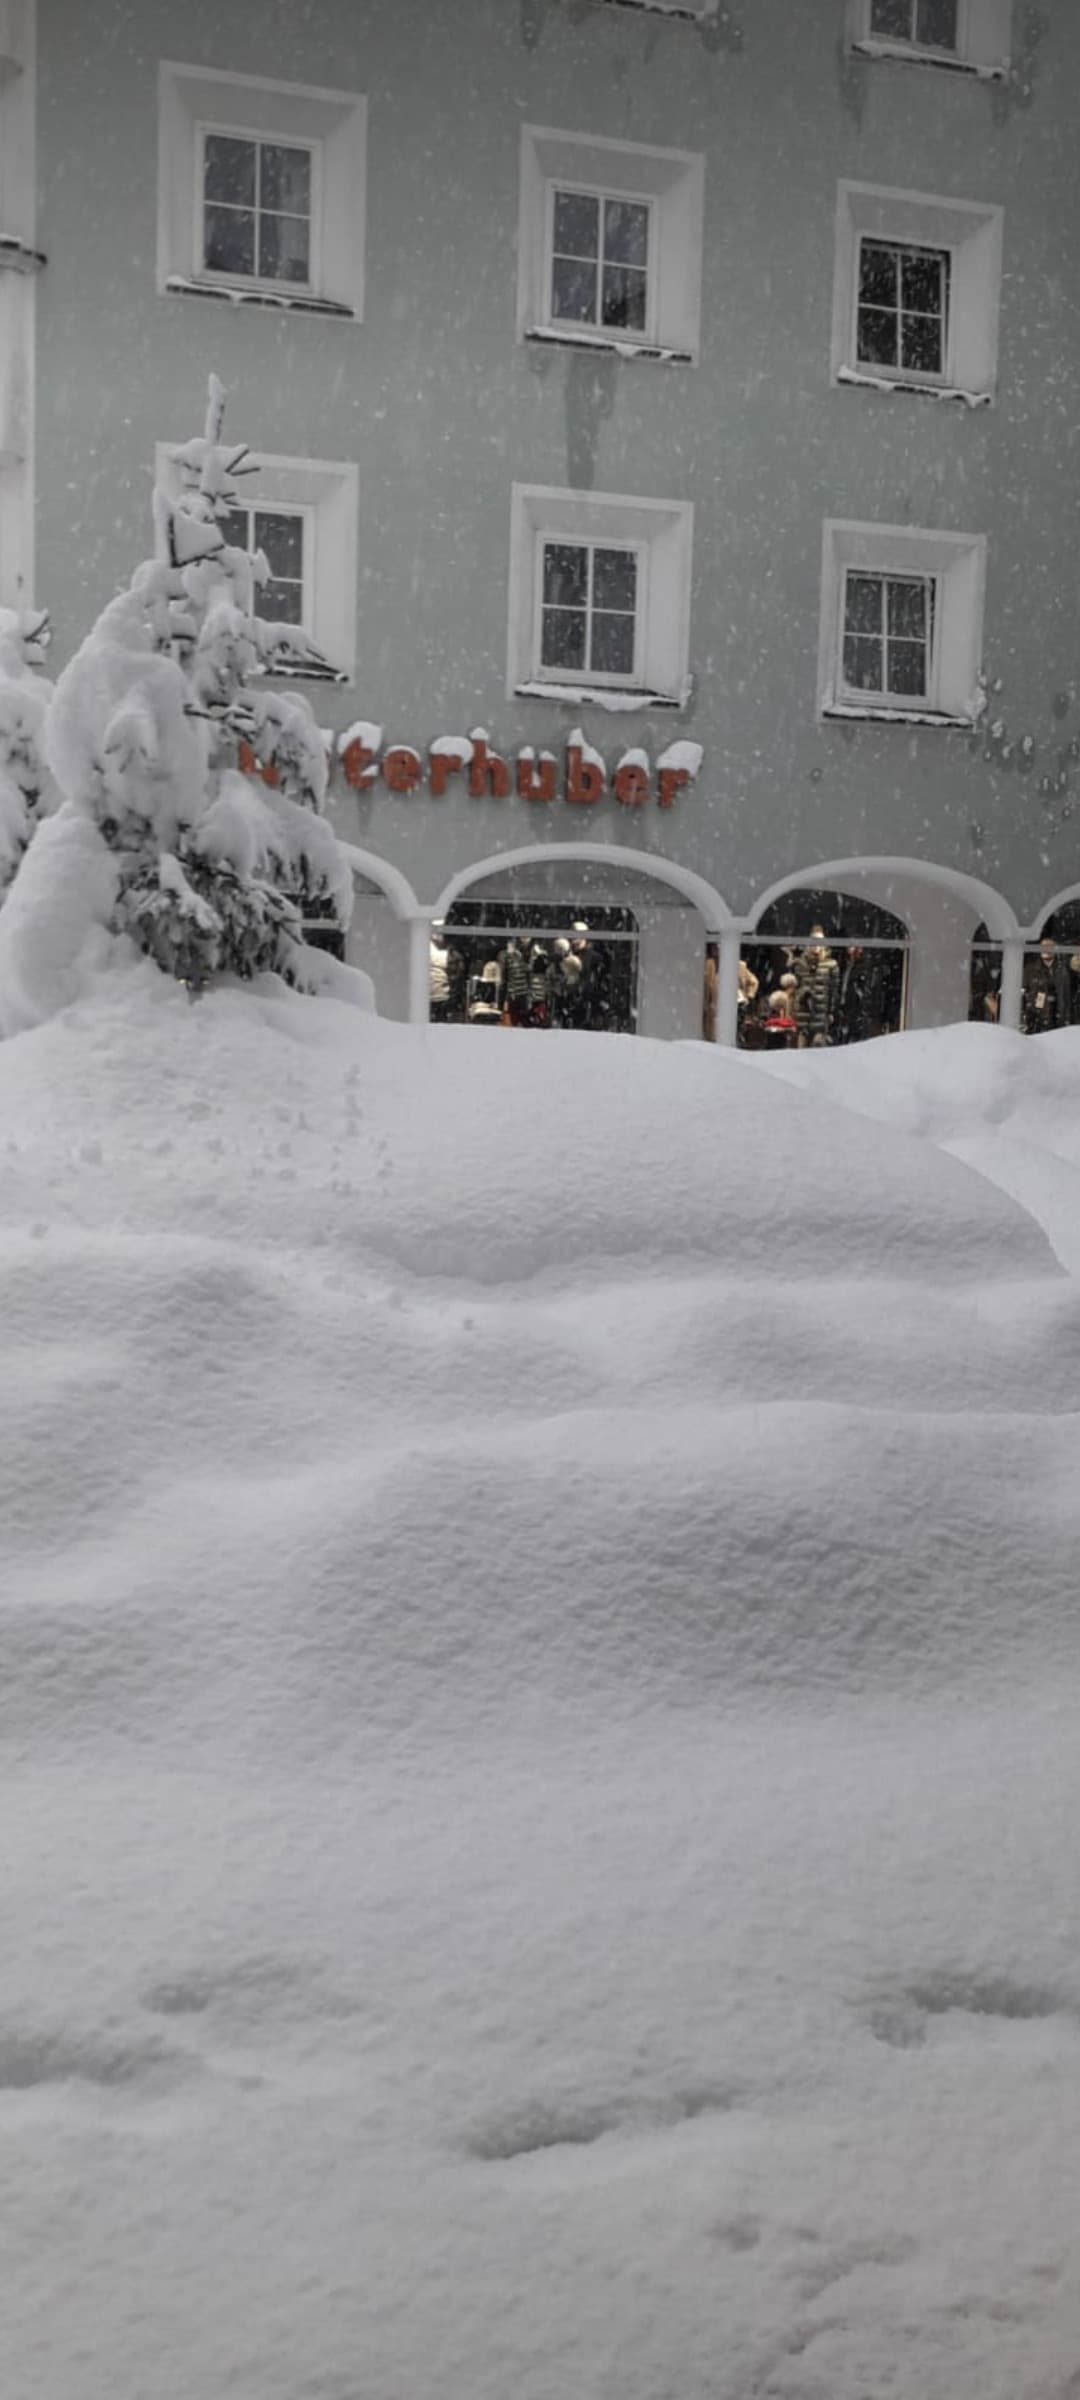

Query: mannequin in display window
[[764, 972, 799, 1049], [429, 928, 463, 1023], [549, 936, 582, 1029], [502, 933, 533, 1026], [793, 926, 840, 1047], [1023, 937, 1072, 1034]]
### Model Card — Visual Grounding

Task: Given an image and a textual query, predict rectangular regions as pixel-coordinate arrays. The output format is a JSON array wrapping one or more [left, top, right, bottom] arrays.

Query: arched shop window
[[738, 889, 909, 1050], [969, 923, 1002, 1023], [433, 901, 639, 1032], [1020, 903, 1080, 1035]]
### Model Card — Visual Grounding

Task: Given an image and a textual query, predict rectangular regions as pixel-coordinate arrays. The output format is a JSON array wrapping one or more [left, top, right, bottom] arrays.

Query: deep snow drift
[[2, 982, 1079, 2400]]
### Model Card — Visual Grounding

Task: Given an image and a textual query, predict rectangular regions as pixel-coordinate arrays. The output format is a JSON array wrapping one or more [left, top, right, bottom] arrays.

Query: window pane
[[591, 612, 636, 675], [845, 575, 884, 634], [543, 544, 589, 607], [218, 507, 250, 551], [900, 249, 944, 313], [859, 243, 898, 307], [887, 578, 927, 637], [916, 0, 958, 46], [204, 205, 256, 277], [551, 256, 599, 323], [204, 134, 256, 207], [843, 635, 884, 691], [552, 190, 600, 260], [259, 212, 311, 282], [601, 265, 647, 330], [259, 143, 311, 215], [603, 200, 649, 268], [593, 548, 637, 612], [870, 0, 914, 35], [886, 638, 927, 696], [257, 579, 304, 628], [255, 512, 303, 582], [541, 607, 587, 671], [857, 307, 899, 366], [901, 313, 944, 373]]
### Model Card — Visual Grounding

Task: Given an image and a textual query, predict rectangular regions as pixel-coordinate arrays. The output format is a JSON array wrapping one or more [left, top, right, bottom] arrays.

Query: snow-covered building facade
[[5, 0, 1080, 1039]]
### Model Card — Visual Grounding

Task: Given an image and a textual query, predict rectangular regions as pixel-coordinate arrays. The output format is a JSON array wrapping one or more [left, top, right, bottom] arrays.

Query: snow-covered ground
[[2, 980, 1080, 2400]]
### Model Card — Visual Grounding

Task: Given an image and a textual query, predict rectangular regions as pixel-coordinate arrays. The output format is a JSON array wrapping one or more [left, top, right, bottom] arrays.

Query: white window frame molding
[[509, 483, 694, 709], [846, 0, 1012, 78], [534, 532, 646, 691], [156, 444, 359, 685], [193, 121, 322, 301], [518, 126, 704, 364], [0, 0, 37, 609], [819, 519, 986, 727], [158, 63, 366, 320], [832, 182, 1003, 405]]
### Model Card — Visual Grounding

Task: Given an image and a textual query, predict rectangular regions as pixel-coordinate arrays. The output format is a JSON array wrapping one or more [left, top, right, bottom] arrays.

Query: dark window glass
[[870, 0, 913, 35], [901, 312, 944, 373], [843, 635, 883, 692], [917, 0, 958, 47], [859, 243, 898, 307], [551, 256, 599, 323], [887, 578, 926, 638], [258, 212, 310, 282], [845, 575, 884, 634], [204, 134, 256, 207], [219, 507, 250, 551], [553, 190, 600, 259], [255, 512, 303, 582], [604, 199, 649, 267], [204, 205, 255, 277], [591, 612, 635, 674], [543, 545, 589, 607], [540, 609, 587, 671], [259, 143, 311, 215], [592, 548, 637, 613], [886, 640, 927, 696], [601, 265, 647, 329]]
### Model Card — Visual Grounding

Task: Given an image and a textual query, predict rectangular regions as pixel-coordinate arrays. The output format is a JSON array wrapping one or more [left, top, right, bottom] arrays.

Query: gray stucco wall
[[32, 0, 1080, 932]]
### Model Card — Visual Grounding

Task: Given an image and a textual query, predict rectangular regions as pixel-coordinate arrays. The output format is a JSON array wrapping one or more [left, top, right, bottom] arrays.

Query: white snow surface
[[2, 991, 1080, 2398]]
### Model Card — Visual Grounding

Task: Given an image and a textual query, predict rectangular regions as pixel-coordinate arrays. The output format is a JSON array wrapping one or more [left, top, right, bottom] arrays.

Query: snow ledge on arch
[[603, 0, 720, 18], [837, 365, 992, 408], [823, 703, 977, 730], [514, 681, 687, 715]]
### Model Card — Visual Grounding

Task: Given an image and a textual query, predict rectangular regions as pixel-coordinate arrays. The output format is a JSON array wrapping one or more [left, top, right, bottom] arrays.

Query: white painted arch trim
[[747, 855, 1019, 943], [430, 840, 735, 931], [339, 840, 423, 922], [1032, 883, 1080, 938]]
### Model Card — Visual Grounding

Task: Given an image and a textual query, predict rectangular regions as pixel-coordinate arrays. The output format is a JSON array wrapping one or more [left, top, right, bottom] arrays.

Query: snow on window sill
[[253, 655, 350, 687], [164, 275, 356, 321], [823, 700, 976, 729], [0, 234, 46, 273], [837, 364, 992, 408], [514, 679, 687, 714], [849, 37, 1008, 77], [525, 324, 692, 365], [604, 0, 720, 20]]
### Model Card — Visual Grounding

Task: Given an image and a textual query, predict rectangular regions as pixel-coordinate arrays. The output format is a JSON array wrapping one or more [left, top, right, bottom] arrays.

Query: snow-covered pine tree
[[0, 608, 55, 900], [43, 375, 352, 991]]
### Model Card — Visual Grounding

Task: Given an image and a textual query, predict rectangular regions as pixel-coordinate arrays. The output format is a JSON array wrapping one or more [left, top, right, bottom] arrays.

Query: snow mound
[[2, 991, 1080, 2399]]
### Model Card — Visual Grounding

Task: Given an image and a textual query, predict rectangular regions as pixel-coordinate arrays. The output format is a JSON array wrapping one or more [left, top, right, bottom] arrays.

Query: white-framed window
[[518, 127, 704, 362], [832, 184, 1003, 402], [156, 444, 359, 684], [508, 484, 693, 706], [218, 503, 311, 630], [818, 520, 986, 726], [197, 126, 318, 292], [538, 537, 642, 685], [158, 63, 366, 318], [846, 0, 1012, 76]]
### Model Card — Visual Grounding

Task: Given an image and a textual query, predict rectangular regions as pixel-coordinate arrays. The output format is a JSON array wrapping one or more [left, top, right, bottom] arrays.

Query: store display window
[[1019, 904, 1080, 1035], [431, 903, 639, 1032], [969, 924, 1003, 1023], [737, 890, 908, 1049]]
